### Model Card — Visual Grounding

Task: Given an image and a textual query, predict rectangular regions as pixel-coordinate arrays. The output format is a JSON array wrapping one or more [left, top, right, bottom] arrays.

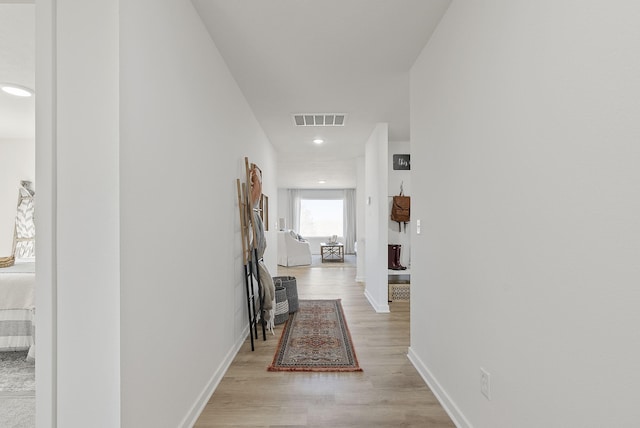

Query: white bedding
[[0, 260, 35, 310], [0, 259, 35, 354], [0, 309, 34, 351]]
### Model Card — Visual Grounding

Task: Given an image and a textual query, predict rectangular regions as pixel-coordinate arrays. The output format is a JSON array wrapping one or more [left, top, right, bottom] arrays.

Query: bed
[[0, 259, 35, 359]]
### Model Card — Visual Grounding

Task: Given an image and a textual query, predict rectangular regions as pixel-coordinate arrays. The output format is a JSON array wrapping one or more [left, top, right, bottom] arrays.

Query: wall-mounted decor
[[260, 194, 269, 231], [393, 154, 410, 170]]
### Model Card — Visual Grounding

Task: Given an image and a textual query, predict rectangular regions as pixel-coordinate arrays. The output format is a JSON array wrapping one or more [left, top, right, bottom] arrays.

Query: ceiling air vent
[[292, 113, 347, 127]]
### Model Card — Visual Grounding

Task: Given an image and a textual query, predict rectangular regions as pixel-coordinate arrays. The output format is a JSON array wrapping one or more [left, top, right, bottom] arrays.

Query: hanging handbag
[[391, 186, 410, 232]]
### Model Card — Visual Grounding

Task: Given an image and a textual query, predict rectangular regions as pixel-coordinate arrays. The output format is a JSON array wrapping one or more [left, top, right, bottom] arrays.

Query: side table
[[320, 243, 344, 262]]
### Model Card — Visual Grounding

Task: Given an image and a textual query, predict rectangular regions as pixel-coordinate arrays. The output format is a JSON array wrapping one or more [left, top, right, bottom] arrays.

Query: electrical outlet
[[480, 367, 491, 400]]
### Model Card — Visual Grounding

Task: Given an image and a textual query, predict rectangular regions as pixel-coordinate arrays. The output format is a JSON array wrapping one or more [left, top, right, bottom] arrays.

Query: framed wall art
[[393, 154, 410, 170]]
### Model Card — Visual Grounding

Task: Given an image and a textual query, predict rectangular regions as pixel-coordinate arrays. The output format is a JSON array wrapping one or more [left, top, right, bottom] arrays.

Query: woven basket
[[388, 283, 410, 302], [274, 286, 289, 325], [0, 255, 15, 268], [273, 276, 298, 313]]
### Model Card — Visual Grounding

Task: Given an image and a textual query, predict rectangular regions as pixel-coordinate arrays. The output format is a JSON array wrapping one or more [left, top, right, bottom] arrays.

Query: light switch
[[416, 219, 421, 234]]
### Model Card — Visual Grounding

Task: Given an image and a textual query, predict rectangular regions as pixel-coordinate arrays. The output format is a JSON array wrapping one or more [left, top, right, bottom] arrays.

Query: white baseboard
[[407, 347, 472, 428], [355, 275, 365, 283], [179, 326, 249, 428], [364, 288, 390, 313]]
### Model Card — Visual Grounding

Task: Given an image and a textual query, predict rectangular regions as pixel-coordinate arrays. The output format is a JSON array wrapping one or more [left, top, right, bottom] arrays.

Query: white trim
[[364, 289, 390, 313], [179, 326, 250, 428], [355, 275, 365, 283], [388, 268, 411, 275], [35, 0, 57, 426], [407, 347, 472, 428]]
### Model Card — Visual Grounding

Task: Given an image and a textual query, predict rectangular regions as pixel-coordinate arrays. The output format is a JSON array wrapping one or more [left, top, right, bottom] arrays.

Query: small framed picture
[[260, 194, 269, 230], [393, 154, 410, 170]]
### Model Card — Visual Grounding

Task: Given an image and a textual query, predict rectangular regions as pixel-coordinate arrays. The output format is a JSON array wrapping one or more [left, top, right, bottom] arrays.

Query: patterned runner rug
[[268, 299, 362, 372]]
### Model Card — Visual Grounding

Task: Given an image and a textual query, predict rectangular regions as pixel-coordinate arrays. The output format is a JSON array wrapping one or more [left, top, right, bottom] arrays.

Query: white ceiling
[[193, 0, 451, 188], [0, 1, 452, 188], [0, 3, 35, 140]]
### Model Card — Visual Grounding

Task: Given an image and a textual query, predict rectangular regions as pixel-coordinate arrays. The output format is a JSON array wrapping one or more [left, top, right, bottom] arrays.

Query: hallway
[[194, 263, 454, 427]]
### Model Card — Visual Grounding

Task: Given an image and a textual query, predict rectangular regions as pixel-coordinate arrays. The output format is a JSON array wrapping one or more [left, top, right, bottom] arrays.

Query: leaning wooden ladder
[[236, 157, 266, 351]]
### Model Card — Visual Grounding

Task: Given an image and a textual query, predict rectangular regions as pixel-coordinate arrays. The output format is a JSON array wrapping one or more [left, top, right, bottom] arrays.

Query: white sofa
[[277, 230, 312, 266]]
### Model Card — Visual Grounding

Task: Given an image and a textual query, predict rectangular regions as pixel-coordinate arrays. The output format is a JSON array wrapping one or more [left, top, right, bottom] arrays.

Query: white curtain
[[287, 189, 301, 233], [343, 189, 356, 254]]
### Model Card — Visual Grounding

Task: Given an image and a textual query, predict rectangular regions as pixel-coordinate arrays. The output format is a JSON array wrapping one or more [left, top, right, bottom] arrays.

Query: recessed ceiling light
[[318, 180, 326, 184], [313, 139, 324, 144], [0, 84, 34, 97]]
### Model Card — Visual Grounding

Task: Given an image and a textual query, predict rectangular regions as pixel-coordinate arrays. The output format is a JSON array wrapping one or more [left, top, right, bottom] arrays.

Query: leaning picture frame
[[260, 194, 269, 231]]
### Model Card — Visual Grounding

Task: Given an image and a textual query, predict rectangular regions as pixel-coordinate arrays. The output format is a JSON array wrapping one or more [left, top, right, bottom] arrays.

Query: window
[[299, 199, 343, 237]]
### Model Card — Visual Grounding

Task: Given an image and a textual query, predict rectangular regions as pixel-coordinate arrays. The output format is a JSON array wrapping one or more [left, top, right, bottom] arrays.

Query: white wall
[[364, 124, 389, 313], [277, 188, 288, 231], [53, 1, 121, 427], [120, 1, 276, 427], [409, 2, 640, 427], [36, 0, 277, 427], [355, 156, 365, 281], [0, 138, 34, 255], [388, 141, 411, 268]]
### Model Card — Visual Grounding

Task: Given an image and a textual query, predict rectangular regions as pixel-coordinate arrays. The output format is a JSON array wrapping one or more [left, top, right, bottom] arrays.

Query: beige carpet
[[0, 351, 35, 428]]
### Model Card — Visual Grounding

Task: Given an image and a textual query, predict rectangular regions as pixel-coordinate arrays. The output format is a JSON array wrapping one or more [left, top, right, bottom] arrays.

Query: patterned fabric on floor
[[268, 299, 362, 372]]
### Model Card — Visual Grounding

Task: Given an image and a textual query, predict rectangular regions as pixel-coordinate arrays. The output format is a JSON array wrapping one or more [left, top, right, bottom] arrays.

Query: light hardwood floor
[[194, 260, 455, 427]]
